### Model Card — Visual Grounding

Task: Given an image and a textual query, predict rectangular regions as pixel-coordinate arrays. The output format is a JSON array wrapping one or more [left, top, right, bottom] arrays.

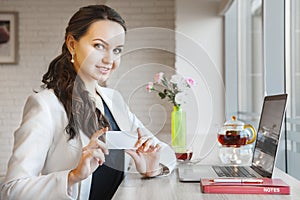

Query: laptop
[[178, 94, 288, 182]]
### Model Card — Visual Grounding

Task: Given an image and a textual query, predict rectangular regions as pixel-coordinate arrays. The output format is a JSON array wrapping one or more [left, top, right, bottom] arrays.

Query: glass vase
[[171, 106, 186, 154]]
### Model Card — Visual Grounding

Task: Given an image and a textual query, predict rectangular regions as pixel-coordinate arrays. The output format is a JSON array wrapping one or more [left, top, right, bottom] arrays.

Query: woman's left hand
[[125, 128, 162, 177]]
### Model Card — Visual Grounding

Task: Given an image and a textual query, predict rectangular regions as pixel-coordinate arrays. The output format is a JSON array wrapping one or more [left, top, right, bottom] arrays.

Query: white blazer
[[1, 86, 176, 200]]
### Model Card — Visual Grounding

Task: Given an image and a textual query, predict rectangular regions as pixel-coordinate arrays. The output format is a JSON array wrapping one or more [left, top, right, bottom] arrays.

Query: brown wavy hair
[[42, 5, 126, 139]]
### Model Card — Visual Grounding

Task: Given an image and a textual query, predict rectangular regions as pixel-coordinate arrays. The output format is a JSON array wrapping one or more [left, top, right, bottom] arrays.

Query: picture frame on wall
[[0, 12, 18, 64]]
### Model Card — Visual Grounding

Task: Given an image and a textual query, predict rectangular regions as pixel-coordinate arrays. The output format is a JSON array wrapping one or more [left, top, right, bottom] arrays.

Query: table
[[113, 166, 300, 200]]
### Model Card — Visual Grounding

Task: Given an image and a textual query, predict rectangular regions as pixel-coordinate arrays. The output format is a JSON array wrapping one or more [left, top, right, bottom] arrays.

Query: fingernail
[[99, 160, 105, 165]]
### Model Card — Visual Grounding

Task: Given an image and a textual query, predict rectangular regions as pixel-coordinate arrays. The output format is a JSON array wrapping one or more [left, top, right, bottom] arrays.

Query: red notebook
[[200, 178, 290, 195]]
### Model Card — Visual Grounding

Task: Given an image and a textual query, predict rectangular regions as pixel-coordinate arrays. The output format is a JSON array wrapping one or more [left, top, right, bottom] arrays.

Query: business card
[[105, 131, 138, 149]]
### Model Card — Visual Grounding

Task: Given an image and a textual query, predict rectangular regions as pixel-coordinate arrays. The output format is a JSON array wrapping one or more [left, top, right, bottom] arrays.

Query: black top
[[89, 101, 124, 200]]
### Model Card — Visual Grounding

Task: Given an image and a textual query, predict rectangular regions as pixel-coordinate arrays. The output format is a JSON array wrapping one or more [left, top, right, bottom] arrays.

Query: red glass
[[175, 151, 193, 161]]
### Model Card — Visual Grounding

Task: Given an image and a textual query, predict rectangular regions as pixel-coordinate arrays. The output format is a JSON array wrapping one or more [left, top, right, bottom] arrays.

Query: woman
[[1, 5, 176, 200]]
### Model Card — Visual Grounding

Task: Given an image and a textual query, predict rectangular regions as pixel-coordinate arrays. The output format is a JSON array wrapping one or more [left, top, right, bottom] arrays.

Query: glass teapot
[[218, 116, 257, 164], [218, 116, 257, 147]]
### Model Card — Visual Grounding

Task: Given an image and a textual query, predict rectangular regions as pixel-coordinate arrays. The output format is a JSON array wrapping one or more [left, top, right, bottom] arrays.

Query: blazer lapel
[[96, 85, 131, 131]]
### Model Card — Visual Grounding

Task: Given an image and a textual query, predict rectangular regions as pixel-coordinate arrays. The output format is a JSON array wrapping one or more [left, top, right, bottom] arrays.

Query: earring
[[71, 52, 74, 63]]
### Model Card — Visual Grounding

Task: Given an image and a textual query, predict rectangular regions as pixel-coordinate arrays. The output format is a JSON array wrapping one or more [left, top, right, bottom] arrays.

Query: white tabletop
[[113, 167, 300, 200], [113, 142, 300, 199]]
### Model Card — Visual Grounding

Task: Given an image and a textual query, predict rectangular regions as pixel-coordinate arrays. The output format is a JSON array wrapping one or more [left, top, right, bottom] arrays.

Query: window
[[225, 0, 263, 127], [225, 0, 288, 175], [285, 0, 300, 180]]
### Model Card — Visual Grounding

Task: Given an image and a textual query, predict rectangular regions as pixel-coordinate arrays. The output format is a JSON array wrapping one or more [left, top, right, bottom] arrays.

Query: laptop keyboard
[[212, 166, 256, 177]]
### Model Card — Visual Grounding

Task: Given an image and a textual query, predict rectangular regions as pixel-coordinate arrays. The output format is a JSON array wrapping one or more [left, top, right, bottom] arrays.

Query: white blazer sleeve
[[1, 94, 78, 200]]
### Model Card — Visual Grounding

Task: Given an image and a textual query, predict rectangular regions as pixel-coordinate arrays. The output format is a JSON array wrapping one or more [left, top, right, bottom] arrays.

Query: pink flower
[[186, 78, 195, 87], [146, 82, 154, 92], [154, 72, 164, 84]]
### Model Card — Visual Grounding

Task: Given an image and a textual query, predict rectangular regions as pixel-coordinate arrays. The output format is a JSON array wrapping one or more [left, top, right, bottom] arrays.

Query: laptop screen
[[251, 94, 287, 178]]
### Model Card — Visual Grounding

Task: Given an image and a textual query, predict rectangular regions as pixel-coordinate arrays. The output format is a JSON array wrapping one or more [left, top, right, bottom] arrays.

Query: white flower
[[175, 92, 186, 105], [170, 74, 182, 84], [176, 80, 188, 91]]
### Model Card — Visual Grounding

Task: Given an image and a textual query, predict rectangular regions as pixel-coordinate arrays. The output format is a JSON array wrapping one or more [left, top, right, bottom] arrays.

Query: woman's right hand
[[68, 127, 109, 187]]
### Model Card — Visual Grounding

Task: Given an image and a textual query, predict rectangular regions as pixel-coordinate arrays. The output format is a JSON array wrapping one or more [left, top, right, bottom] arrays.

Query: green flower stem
[[173, 105, 181, 111]]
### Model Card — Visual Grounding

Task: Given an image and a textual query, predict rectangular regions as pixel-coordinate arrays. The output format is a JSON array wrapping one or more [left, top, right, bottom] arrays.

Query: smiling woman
[[1, 5, 176, 200], [67, 20, 125, 86]]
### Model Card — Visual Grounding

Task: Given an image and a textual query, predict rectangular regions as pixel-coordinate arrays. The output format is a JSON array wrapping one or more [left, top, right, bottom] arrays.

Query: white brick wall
[[0, 0, 175, 178]]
